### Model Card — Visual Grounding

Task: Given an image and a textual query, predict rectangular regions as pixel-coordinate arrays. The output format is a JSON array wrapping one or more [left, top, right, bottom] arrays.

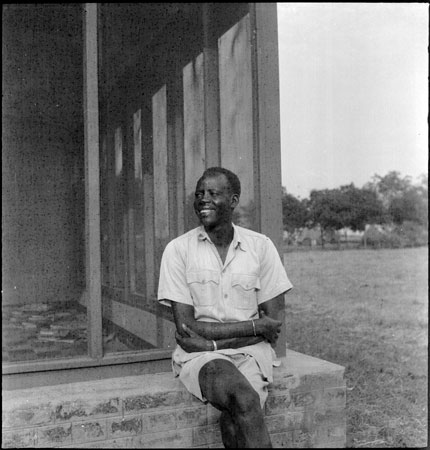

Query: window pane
[[99, 94, 176, 354], [2, 4, 87, 362]]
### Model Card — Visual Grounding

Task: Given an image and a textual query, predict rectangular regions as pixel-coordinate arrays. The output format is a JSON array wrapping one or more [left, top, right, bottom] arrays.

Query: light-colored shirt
[[157, 223, 293, 380]]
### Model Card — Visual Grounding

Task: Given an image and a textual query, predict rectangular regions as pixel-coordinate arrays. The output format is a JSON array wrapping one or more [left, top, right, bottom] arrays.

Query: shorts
[[173, 352, 269, 409]]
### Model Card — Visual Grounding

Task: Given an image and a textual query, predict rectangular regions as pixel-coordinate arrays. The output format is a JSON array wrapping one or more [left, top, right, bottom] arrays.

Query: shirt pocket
[[231, 273, 260, 310], [186, 270, 220, 306]]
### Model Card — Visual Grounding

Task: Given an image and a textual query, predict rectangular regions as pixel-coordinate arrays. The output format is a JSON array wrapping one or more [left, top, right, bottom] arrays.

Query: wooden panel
[[114, 126, 125, 288], [133, 108, 146, 294], [124, 113, 134, 300], [219, 13, 256, 230], [183, 53, 205, 230], [251, 3, 285, 357], [152, 86, 169, 289], [103, 300, 175, 348], [142, 102, 155, 299], [167, 82, 178, 239], [3, 354, 172, 390], [143, 173, 155, 299], [133, 109, 143, 182], [251, 3, 283, 250], [83, 2, 102, 359], [100, 135, 110, 285], [202, 3, 220, 168], [173, 78, 185, 236], [106, 130, 116, 286]]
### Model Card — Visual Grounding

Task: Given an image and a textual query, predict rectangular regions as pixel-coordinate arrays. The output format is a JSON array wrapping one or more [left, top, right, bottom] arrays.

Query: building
[[3, 1, 284, 382], [3, 4, 346, 447]]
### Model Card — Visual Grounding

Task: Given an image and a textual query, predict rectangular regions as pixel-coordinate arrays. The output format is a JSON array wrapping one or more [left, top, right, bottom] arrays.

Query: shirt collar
[[197, 223, 247, 252]]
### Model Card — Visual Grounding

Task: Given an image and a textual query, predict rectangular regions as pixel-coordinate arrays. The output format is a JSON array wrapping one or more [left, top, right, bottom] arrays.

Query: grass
[[283, 246, 428, 448]]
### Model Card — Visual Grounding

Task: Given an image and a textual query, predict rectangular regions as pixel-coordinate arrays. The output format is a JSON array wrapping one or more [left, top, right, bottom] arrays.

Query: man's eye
[[195, 192, 203, 199]]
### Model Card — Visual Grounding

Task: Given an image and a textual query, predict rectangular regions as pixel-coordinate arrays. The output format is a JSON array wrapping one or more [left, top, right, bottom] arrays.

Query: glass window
[[3, 3, 259, 368], [2, 4, 86, 362]]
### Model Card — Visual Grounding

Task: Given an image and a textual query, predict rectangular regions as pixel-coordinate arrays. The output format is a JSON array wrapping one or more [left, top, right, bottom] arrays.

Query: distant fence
[[284, 242, 362, 253], [283, 222, 428, 252]]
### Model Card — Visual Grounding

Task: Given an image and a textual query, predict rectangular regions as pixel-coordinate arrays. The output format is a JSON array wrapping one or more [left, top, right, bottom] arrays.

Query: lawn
[[283, 246, 428, 448]]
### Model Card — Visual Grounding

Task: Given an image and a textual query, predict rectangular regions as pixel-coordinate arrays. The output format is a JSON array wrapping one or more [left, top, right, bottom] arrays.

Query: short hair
[[199, 167, 241, 196]]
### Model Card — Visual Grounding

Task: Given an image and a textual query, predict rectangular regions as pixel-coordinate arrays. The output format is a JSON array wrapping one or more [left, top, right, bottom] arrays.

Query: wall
[[2, 350, 346, 448]]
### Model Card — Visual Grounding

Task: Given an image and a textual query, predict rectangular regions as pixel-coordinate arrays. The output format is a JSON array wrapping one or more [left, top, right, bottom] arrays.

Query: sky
[[277, 3, 429, 199]]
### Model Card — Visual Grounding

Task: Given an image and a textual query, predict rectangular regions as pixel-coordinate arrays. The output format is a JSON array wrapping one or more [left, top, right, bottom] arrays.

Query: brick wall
[[2, 350, 346, 448]]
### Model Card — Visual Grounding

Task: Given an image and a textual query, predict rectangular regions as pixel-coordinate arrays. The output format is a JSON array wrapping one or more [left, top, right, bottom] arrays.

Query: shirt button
[[224, 294, 228, 298]]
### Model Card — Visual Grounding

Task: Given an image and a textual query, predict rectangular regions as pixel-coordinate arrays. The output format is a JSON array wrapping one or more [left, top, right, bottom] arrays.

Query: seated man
[[158, 167, 293, 448]]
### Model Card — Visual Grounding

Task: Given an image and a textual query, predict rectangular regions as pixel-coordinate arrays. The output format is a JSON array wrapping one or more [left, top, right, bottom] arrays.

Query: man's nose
[[201, 191, 211, 202]]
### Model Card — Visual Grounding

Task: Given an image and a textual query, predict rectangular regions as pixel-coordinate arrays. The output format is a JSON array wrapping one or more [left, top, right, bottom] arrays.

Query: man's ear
[[230, 193, 239, 209]]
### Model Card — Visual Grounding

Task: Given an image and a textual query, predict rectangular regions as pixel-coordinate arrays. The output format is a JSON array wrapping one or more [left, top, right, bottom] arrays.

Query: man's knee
[[229, 382, 262, 415], [198, 359, 261, 414], [198, 358, 232, 391]]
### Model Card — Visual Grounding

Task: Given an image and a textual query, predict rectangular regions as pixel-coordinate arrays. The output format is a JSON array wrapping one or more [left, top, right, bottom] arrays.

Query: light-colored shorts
[[173, 352, 269, 409]]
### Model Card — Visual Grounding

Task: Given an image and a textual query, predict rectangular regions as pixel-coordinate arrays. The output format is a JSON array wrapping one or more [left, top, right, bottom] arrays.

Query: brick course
[[2, 350, 346, 448]]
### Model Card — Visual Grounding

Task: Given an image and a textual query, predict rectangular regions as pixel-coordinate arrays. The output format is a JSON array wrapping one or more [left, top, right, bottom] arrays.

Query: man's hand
[[175, 324, 212, 353], [257, 310, 282, 344]]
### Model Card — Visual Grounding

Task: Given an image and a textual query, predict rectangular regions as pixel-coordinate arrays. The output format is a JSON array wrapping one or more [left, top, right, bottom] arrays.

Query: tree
[[365, 171, 412, 209], [308, 188, 346, 246], [281, 188, 308, 233], [338, 184, 384, 230], [366, 171, 428, 226], [308, 185, 385, 246], [389, 187, 428, 225]]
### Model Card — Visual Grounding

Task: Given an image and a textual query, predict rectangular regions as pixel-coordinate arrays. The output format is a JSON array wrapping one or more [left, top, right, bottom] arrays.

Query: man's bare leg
[[198, 358, 271, 448], [220, 410, 238, 448]]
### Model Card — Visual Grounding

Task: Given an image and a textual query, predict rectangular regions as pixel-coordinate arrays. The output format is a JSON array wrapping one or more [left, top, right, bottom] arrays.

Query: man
[[158, 167, 292, 448]]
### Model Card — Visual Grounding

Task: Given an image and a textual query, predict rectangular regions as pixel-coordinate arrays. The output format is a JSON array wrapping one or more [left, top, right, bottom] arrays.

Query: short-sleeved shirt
[[157, 223, 293, 381]]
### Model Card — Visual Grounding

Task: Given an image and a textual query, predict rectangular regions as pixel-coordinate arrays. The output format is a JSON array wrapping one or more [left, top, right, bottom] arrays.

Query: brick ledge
[[2, 350, 346, 448]]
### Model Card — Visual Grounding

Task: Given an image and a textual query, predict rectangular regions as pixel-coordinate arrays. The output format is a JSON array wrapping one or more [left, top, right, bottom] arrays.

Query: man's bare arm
[[169, 294, 285, 343], [174, 291, 286, 353], [170, 301, 258, 340], [175, 325, 264, 353], [258, 293, 284, 321], [258, 293, 285, 348]]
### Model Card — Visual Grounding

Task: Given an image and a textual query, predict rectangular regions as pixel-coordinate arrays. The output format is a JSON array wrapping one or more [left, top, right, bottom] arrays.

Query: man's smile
[[198, 208, 214, 217]]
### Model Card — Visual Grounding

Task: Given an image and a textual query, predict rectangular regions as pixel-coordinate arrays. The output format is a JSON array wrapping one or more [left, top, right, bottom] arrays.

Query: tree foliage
[[282, 171, 427, 239], [281, 188, 308, 233], [306, 184, 384, 235], [338, 184, 384, 230], [308, 188, 346, 232], [365, 171, 428, 226]]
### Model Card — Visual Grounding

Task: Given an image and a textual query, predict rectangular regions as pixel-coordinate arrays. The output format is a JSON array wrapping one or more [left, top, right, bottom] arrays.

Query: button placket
[[222, 272, 231, 302]]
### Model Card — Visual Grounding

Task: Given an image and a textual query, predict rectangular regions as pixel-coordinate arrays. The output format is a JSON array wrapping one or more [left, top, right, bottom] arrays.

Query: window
[[3, 3, 284, 386], [2, 4, 86, 363]]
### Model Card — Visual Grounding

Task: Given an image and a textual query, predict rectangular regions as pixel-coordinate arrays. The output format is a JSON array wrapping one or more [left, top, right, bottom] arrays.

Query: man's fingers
[[182, 323, 192, 336], [182, 323, 200, 338], [175, 331, 183, 343]]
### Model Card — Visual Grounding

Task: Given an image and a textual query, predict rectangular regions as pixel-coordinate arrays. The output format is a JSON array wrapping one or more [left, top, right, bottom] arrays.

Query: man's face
[[194, 174, 238, 230]]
